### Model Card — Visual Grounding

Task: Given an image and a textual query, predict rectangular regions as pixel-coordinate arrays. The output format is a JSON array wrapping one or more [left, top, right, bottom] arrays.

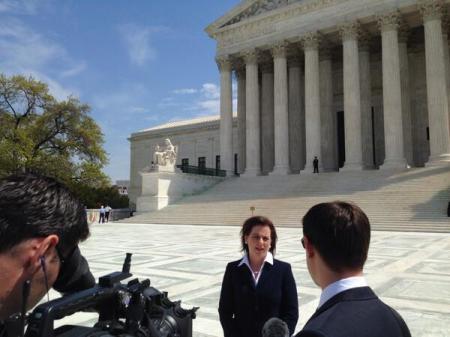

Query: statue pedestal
[[136, 170, 224, 213]]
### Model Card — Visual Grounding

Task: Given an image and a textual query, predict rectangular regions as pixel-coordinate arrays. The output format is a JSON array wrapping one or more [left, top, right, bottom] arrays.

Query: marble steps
[[123, 166, 450, 232]]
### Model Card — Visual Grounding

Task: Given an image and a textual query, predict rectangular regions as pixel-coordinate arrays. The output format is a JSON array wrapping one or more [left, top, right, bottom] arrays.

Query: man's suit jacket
[[219, 258, 298, 337], [295, 287, 411, 337]]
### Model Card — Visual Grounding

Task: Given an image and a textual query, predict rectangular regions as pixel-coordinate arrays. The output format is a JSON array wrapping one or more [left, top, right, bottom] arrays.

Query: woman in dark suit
[[219, 216, 299, 337]]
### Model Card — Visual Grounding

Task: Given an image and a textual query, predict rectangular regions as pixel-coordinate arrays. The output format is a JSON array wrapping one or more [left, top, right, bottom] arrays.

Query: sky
[[0, 0, 241, 182]]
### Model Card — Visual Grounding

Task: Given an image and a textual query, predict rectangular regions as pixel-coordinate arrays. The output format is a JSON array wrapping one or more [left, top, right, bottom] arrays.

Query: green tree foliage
[[76, 184, 129, 209], [0, 74, 110, 189]]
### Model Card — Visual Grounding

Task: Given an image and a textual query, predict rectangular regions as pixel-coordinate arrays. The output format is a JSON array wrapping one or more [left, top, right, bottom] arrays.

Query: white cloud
[[130, 106, 148, 113], [0, 17, 84, 100], [195, 99, 220, 114], [36, 72, 78, 101], [0, 0, 43, 15], [0, 19, 65, 70], [172, 88, 198, 94], [201, 83, 220, 99], [60, 62, 87, 78], [118, 23, 166, 66]]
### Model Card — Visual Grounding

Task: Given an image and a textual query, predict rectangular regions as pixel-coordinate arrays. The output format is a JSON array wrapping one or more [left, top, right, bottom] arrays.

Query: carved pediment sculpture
[[223, 0, 305, 27]]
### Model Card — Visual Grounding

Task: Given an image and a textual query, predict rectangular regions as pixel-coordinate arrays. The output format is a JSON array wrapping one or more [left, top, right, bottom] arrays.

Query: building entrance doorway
[[337, 111, 345, 168]]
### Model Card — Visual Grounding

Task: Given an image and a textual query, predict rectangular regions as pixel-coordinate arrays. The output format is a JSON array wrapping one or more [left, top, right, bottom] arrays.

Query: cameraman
[[0, 173, 95, 335]]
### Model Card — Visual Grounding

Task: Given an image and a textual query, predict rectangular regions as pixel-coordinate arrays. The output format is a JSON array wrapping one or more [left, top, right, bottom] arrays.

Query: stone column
[[398, 26, 414, 167], [260, 59, 274, 174], [340, 22, 363, 170], [217, 56, 233, 174], [302, 32, 322, 173], [319, 47, 336, 171], [442, 15, 450, 137], [271, 43, 290, 175], [242, 50, 261, 176], [288, 52, 305, 172], [236, 66, 246, 174], [378, 12, 406, 168], [420, 0, 450, 164], [359, 35, 374, 169]]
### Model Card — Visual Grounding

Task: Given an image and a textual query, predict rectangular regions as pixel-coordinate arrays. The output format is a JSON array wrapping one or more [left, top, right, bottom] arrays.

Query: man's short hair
[[0, 173, 90, 253], [302, 201, 370, 272]]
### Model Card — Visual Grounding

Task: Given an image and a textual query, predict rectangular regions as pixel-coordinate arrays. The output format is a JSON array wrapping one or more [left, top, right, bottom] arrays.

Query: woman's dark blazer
[[218, 258, 299, 337]]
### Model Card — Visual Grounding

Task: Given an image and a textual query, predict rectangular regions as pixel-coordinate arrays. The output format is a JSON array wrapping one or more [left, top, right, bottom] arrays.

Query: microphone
[[262, 317, 290, 337]]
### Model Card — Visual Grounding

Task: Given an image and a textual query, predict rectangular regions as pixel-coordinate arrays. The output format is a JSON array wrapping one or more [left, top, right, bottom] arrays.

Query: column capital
[[242, 49, 259, 65], [377, 11, 401, 32], [419, 0, 444, 22], [216, 56, 232, 72], [339, 21, 361, 42], [271, 42, 288, 58], [302, 32, 321, 51]]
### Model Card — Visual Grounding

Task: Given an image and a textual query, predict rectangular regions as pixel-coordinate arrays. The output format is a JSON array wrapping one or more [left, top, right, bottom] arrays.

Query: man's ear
[[303, 236, 315, 259], [28, 235, 59, 272]]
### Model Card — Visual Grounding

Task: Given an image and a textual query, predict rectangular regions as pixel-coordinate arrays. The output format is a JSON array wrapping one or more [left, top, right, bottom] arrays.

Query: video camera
[[19, 253, 198, 337]]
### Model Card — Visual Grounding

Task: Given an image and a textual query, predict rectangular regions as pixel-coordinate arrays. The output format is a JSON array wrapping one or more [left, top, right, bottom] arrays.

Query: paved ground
[[50, 222, 450, 337]]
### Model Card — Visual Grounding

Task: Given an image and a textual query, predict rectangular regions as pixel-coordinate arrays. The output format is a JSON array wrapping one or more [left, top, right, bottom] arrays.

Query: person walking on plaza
[[99, 205, 106, 224], [295, 201, 411, 337], [313, 156, 319, 173], [105, 205, 112, 222], [219, 216, 298, 337]]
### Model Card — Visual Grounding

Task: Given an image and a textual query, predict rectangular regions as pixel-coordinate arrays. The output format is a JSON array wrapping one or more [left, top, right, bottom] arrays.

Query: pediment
[[206, 0, 307, 35]]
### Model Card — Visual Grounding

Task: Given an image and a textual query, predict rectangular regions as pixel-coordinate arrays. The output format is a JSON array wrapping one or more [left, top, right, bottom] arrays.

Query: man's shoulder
[[300, 288, 410, 337]]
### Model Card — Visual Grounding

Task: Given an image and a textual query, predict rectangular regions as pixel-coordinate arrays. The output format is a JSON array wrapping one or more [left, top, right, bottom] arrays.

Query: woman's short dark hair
[[302, 201, 370, 272], [240, 216, 277, 255], [0, 173, 90, 253]]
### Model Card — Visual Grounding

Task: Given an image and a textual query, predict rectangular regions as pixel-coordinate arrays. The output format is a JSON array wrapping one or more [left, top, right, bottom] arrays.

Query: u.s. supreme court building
[[129, 0, 450, 203]]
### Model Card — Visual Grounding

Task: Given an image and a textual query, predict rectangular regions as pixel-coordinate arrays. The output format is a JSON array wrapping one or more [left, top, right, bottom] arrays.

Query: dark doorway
[[215, 155, 220, 175], [181, 158, 189, 168], [198, 157, 206, 174], [215, 155, 220, 170], [371, 107, 377, 167], [337, 111, 345, 168], [234, 153, 238, 176]]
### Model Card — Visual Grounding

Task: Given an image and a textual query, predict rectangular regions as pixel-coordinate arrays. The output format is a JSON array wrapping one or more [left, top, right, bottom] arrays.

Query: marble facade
[[129, 116, 238, 206], [207, 0, 450, 176]]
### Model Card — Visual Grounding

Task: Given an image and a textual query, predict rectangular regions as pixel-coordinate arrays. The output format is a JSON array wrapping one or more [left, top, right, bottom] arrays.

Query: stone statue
[[162, 138, 176, 165], [151, 138, 177, 170], [153, 144, 165, 165]]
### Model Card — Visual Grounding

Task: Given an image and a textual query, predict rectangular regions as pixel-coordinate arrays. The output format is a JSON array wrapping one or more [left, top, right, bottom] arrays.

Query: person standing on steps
[[313, 156, 319, 173]]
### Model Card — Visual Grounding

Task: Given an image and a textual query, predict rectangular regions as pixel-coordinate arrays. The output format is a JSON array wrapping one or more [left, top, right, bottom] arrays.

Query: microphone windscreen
[[262, 317, 290, 337]]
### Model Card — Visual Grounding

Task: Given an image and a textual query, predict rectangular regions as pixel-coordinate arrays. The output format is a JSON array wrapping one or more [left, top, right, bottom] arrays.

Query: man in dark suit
[[295, 201, 411, 337]]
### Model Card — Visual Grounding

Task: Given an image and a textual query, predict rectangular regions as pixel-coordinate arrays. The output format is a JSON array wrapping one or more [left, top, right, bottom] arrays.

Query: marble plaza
[[51, 222, 450, 337]]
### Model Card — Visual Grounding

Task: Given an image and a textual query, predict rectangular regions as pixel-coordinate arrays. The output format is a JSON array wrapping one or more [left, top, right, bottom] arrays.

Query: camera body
[[24, 254, 198, 337]]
